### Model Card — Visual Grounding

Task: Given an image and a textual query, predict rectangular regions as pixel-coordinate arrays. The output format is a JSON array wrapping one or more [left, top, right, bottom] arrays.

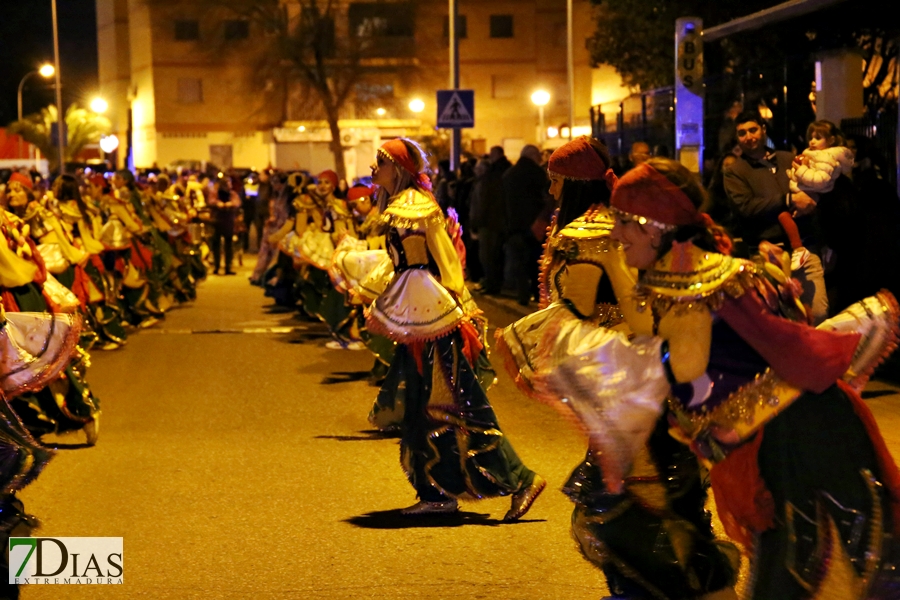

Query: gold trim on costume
[[380, 189, 443, 230], [668, 369, 803, 443], [635, 244, 757, 314]]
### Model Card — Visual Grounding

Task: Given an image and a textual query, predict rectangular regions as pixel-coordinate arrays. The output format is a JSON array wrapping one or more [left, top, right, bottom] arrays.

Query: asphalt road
[[19, 257, 900, 599], [19, 258, 609, 599]]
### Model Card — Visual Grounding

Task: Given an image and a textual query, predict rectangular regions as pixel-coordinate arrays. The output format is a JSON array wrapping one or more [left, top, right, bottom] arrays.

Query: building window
[[491, 74, 515, 99], [349, 3, 413, 37], [224, 20, 249, 41], [489, 15, 513, 39], [174, 20, 200, 41], [442, 15, 467, 39], [177, 78, 203, 104], [355, 83, 395, 118], [301, 9, 335, 56]]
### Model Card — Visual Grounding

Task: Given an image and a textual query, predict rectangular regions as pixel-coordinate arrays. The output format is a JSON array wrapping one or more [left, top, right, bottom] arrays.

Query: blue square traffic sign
[[436, 90, 474, 128]]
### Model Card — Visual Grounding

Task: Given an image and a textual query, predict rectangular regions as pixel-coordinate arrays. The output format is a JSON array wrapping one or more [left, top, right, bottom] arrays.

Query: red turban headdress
[[317, 170, 339, 189], [610, 162, 702, 229], [377, 139, 432, 192], [7, 172, 33, 190], [346, 185, 375, 201], [548, 136, 617, 191]]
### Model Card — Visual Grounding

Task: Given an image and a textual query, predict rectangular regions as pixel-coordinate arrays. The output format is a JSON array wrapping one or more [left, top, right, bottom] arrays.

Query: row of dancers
[[255, 137, 900, 599], [0, 169, 207, 595]]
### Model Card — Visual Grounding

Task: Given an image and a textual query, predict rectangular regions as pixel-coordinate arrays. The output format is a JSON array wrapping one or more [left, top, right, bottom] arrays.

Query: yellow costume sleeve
[[657, 307, 713, 383], [424, 217, 464, 295], [47, 216, 88, 265], [602, 248, 654, 335], [78, 219, 106, 255], [0, 235, 38, 288], [109, 203, 144, 234]]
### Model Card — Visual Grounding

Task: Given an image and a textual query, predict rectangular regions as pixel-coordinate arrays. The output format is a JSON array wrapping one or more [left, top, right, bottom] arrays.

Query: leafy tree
[[586, 0, 784, 91], [9, 104, 111, 171]]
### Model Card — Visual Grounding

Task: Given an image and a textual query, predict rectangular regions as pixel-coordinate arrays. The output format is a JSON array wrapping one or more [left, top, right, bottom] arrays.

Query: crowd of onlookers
[[7, 106, 895, 322], [431, 111, 900, 325], [703, 111, 900, 320]]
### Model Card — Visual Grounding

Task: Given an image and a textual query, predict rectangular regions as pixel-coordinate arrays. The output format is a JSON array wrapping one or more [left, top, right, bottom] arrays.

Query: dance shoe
[[400, 499, 458, 515], [84, 415, 100, 446], [504, 475, 546, 521]]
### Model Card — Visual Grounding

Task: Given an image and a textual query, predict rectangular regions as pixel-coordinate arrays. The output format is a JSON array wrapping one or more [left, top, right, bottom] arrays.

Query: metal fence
[[841, 112, 898, 189], [591, 87, 675, 168]]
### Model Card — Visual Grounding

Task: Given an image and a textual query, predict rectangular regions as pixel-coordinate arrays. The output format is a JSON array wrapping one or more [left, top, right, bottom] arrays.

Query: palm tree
[[9, 104, 112, 172]]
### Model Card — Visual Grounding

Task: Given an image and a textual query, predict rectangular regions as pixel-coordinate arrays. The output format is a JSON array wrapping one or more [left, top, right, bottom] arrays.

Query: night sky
[[0, 0, 99, 126]]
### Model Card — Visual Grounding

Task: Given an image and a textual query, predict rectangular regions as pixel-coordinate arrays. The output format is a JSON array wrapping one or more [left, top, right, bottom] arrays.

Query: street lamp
[[408, 98, 425, 113], [375, 107, 386, 117], [16, 63, 55, 159], [17, 63, 55, 121], [531, 90, 550, 145], [90, 97, 109, 113], [99, 135, 119, 154]]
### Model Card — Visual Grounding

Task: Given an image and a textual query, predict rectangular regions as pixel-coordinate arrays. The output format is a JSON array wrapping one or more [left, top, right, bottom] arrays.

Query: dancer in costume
[[265, 173, 310, 308], [250, 173, 287, 286], [328, 184, 396, 361], [553, 157, 900, 598], [43, 175, 128, 351], [149, 175, 202, 301], [106, 171, 165, 326], [496, 138, 739, 599], [0, 185, 101, 444], [0, 300, 83, 598], [294, 171, 349, 335], [367, 138, 544, 518]]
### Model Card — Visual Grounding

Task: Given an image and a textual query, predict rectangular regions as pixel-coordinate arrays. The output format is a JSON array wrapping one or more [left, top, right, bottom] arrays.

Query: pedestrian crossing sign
[[436, 90, 474, 128]]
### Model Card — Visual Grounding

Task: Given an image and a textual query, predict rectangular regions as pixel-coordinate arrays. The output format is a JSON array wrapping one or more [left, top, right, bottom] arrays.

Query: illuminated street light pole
[[448, 0, 461, 171], [17, 64, 55, 122], [567, 0, 575, 140], [16, 64, 55, 159], [531, 90, 550, 146], [91, 97, 109, 114], [52, 0, 65, 176], [409, 98, 425, 114]]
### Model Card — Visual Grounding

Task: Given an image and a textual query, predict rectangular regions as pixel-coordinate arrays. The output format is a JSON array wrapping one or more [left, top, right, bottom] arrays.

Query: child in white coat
[[789, 120, 854, 194]]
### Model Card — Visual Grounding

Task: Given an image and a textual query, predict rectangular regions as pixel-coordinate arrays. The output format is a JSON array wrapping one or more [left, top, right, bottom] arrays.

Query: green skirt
[[388, 329, 534, 501]]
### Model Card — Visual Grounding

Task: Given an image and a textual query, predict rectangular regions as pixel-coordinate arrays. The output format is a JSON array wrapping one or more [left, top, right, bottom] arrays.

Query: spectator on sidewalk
[[724, 111, 827, 321], [209, 177, 242, 275], [723, 111, 818, 252], [502, 145, 550, 305], [628, 141, 651, 169], [449, 158, 482, 283], [469, 146, 511, 295]]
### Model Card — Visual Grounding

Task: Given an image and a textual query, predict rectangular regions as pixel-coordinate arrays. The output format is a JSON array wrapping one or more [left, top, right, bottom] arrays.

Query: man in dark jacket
[[723, 111, 817, 251], [469, 146, 511, 294], [502, 145, 549, 305]]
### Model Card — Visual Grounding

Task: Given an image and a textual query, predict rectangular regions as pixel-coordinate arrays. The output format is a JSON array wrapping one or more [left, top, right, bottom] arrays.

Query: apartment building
[[96, 0, 630, 176]]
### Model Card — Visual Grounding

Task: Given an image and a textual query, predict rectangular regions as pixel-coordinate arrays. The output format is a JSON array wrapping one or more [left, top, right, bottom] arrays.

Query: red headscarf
[[7, 172, 33, 190], [346, 185, 375, 201], [317, 170, 339, 189], [548, 136, 617, 191], [611, 162, 703, 228], [377, 139, 432, 192]]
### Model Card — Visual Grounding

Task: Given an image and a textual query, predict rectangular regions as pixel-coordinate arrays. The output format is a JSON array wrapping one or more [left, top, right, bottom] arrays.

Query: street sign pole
[[675, 17, 704, 174], [449, 0, 461, 171], [52, 0, 65, 176]]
